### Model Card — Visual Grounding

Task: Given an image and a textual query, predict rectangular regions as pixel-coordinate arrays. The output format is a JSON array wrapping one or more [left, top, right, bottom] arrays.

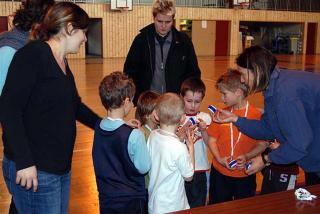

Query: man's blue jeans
[[2, 157, 71, 214]]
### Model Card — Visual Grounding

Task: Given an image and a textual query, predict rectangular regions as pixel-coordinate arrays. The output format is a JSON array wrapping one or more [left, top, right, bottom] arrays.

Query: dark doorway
[[0, 17, 8, 33], [306, 23, 317, 55], [215, 21, 230, 56], [86, 18, 103, 58]]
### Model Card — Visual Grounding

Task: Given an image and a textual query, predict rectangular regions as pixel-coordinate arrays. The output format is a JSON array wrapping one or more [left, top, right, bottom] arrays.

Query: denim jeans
[[2, 157, 71, 214]]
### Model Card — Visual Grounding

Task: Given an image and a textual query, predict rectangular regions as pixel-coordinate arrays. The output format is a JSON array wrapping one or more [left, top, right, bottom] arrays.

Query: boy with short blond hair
[[207, 69, 266, 204], [152, 0, 175, 18], [93, 71, 151, 213], [148, 93, 195, 213]]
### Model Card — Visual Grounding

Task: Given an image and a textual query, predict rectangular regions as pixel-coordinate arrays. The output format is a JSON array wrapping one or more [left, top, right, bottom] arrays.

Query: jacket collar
[[0, 27, 29, 50]]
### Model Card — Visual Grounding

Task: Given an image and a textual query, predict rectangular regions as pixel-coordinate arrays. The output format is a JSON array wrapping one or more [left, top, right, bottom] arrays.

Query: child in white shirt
[[148, 93, 195, 214], [180, 77, 211, 207]]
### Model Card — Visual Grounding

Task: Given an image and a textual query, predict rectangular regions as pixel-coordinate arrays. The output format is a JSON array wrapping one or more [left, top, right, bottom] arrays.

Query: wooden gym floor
[[0, 54, 319, 213]]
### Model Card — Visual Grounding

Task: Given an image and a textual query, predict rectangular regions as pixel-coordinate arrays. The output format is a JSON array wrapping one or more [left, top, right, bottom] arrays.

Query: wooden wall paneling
[[303, 22, 308, 54], [230, 19, 240, 56], [1, 2, 320, 58], [192, 20, 216, 56]]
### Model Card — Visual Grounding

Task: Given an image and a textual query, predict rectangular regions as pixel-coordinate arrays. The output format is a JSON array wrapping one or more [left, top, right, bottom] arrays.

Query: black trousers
[[209, 166, 256, 204], [100, 197, 147, 214], [305, 172, 320, 186], [260, 167, 297, 195], [185, 171, 207, 208]]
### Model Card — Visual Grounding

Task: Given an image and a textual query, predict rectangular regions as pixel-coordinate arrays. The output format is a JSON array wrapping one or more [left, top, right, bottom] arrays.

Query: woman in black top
[[0, 2, 100, 213]]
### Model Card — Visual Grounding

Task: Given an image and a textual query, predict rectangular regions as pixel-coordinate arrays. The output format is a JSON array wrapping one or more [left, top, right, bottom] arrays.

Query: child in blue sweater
[[92, 72, 151, 214]]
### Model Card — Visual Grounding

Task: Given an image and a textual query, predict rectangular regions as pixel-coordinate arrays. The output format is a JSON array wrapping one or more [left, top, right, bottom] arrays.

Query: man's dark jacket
[[124, 23, 201, 104]]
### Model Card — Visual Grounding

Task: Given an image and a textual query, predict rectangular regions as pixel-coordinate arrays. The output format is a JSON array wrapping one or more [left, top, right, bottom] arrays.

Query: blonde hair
[[155, 93, 184, 126], [152, 0, 175, 18], [216, 69, 249, 97]]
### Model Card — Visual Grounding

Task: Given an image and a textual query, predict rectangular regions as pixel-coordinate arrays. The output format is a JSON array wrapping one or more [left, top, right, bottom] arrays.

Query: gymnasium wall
[[192, 20, 216, 56], [1, 2, 319, 58]]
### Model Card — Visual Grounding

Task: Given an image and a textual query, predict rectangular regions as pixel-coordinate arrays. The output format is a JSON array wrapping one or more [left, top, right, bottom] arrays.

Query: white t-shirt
[[147, 129, 194, 214], [183, 112, 212, 171]]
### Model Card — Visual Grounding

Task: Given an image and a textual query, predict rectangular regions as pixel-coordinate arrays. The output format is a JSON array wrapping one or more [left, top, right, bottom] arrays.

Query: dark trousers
[[261, 167, 297, 194], [209, 166, 256, 204], [185, 171, 207, 208], [305, 172, 320, 186], [99, 197, 147, 214]]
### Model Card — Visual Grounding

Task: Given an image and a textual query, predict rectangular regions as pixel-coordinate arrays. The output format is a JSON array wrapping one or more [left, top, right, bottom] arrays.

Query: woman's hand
[[211, 109, 238, 124], [270, 141, 280, 150], [16, 166, 38, 192]]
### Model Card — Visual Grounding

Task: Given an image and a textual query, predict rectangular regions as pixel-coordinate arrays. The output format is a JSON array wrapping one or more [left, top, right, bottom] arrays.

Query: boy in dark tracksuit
[[261, 141, 299, 194], [261, 163, 299, 194], [92, 72, 151, 213]]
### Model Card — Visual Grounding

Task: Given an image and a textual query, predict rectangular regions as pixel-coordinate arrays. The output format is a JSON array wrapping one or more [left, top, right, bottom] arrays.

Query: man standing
[[124, 0, 201, 104]]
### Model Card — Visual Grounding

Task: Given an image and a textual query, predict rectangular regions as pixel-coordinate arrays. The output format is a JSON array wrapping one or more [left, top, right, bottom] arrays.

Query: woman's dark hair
[[236, 45, 277, 92], [13, 0, 54, 32], [30, 2, 89, 41]]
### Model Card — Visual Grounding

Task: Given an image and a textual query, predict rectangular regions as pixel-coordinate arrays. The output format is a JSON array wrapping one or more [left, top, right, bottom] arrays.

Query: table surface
[[174, 185, 320, 214]]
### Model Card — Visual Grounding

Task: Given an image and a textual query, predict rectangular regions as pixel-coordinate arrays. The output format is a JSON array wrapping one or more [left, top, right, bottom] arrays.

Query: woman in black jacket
[[0, 2, 100, 213]]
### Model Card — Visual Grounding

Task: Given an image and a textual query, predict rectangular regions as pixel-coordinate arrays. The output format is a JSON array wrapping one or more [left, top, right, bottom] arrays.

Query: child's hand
[[126, 119, 141, 129], [197, 118, 207, 132], [189, 124, 201, 142], [185, 127, 196, 150], [176, 122, 198, 142], [218, 156, 231, 169], [236, 154, 247, 169], [176, 123, 189, 142]]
